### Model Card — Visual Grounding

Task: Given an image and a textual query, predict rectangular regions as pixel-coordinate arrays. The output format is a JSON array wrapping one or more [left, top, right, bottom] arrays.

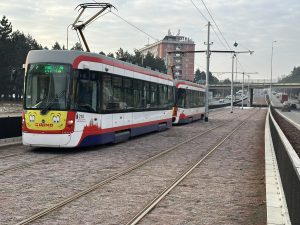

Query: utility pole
[[242, 72, 244, 109], [205, 21, 211, 122], [167, 39, 253, 117], [231, 54, 235, 113]]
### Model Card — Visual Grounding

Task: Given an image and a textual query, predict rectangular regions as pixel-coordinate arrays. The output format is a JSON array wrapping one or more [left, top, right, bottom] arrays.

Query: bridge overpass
[[210, 80, 300, 89]]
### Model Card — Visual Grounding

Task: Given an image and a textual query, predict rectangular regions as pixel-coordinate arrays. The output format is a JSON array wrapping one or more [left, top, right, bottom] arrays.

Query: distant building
[[139, 30, 195, 81]]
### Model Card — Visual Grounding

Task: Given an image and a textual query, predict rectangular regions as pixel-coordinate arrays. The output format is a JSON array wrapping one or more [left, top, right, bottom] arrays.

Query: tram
[[22, 50, 174, 147], [172, 80, 206, 124]]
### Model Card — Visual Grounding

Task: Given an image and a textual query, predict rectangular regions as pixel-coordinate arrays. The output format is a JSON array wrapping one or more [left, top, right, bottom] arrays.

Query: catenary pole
[[205, 21, 211, 122], [231, 54, 235, 113]]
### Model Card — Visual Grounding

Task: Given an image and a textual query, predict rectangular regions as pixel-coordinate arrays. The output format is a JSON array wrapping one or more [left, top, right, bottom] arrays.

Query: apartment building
[[139, 31, 195, 81]]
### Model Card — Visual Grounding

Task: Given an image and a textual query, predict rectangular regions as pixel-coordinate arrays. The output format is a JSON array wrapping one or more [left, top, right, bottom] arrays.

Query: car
[[282, 101, 291, 112], [291, 103, 297, 110]]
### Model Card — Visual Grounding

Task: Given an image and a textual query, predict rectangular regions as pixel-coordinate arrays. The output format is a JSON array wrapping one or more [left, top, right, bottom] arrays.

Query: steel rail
[[125, 110, 257, 225], [14, 110, 253, 225]]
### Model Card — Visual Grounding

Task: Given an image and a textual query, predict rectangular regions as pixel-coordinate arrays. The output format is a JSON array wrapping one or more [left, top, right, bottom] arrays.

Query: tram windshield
[[25, 63, 71, 112]]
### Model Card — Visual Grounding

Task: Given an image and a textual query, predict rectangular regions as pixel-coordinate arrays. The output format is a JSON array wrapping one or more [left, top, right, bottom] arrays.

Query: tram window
[[133, 79, 142, 109], [123, 78, 133, 109], [159, 84, 168, 108], [102, 75, 113, 111], [71, 70, 98, 112], [176, 89, 184, 108], [185, 90, 190, 108], [111, 76, 124, 110], [76, 79, 97, 112], [144, 82, 150, 108], [168, 86, 174, 107], [150, 83, 158, 108]]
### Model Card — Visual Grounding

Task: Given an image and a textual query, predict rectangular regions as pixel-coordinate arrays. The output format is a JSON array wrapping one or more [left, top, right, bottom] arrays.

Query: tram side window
[[123, 78, 133, 109], [133, 79, 143, 109], [195, 91, 200, 107], [144, 82, 150, 108], [201, 92, 206, 106], [150, 83, 158, 108], [75, 71, 98, 112], [191, 90, 197, 108], [158, 84, 168, 108], [102, 74, 113, 111]]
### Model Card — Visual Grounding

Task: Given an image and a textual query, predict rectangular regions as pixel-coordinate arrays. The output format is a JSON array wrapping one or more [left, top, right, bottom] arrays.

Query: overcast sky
[[1, 0, 299, 81]]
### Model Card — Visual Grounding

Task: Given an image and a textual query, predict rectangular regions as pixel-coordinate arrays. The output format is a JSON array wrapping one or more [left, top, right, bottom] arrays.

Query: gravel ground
[[0, 108, 266, 225], [31, 110, 265, 224], [0, 109, 234, 224], [139, 109, 267, 225]]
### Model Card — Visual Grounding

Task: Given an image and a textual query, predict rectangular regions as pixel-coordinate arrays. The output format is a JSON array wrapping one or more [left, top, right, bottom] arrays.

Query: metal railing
[[269, 107, 300, 225]]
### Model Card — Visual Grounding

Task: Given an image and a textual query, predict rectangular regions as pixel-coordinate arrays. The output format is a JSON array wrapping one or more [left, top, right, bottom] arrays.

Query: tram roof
[[26, 50, 172, 81], [174, 80, 205, 89]]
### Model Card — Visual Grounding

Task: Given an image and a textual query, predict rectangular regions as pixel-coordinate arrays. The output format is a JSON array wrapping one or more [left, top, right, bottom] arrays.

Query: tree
[[107, 52, 115, 58], [154, 56, 167, 73], [194, 69, 219, 84], [278, 66, 300, 83], [70, 42, 83, 51], [194, 69, 206, 84], [115, 48, 124, 59], [0, 16, 12, 40], [223, 78, 231, 84], [52, 41, 62, 50], [142, 52, 156, 69], [0, 16, 43, 101]]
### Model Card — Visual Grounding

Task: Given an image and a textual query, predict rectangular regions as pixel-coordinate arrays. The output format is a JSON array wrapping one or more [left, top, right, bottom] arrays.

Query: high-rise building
[[139, 31, 195, 81]]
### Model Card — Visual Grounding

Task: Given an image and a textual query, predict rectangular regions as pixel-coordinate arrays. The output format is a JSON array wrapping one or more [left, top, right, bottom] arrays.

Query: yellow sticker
[[24, 110, 68, 131]]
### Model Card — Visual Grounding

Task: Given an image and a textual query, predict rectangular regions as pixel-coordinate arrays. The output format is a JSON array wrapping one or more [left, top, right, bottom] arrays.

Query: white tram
[[172, 80, 206, 124], [22, 50, 174, 147]]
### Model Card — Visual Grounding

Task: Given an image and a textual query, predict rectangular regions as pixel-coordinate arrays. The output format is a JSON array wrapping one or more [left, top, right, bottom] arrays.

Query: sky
[[1, 0, 300, 81]]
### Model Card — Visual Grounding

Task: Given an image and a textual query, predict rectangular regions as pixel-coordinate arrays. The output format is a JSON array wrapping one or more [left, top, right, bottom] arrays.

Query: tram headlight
[[67, 120, 74, 126]]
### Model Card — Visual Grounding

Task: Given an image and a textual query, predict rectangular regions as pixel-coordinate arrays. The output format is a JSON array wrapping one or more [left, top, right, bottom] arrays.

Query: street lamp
[[270, 40, 277, 94]]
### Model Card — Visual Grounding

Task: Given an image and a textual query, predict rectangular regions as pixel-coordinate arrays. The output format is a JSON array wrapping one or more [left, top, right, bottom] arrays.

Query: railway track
[[125, 110, 254, 225], [0, 109, 232, 176], [15, 108, 257, 225]]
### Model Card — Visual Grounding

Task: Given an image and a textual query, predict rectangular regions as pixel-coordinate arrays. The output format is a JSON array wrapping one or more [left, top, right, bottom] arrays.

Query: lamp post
[[270, 40, 277, 94]]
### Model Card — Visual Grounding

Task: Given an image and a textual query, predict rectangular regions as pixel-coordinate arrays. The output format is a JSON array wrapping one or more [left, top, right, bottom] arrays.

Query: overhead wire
[[198, 0, 232, 50], [91, 0, 159, 42], [196, 0, 251, 73], [190, 0, 209, 22], [111, 11, 159, 42]]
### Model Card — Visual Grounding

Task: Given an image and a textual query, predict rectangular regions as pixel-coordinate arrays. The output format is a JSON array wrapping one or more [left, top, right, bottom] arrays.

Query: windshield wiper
[[40, 90, 66, 115]]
